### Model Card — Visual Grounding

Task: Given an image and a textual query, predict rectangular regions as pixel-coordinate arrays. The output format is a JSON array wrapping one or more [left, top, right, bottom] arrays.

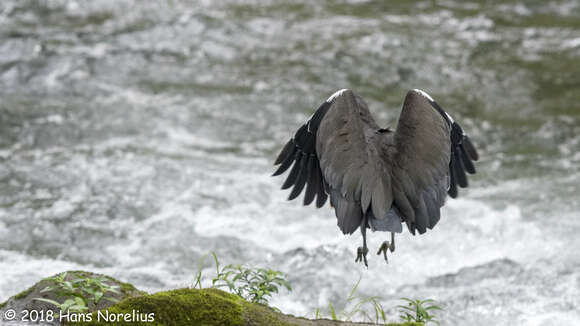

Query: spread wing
[[274, 89, 396, 235], [391, 89, 479, 235], [316, 90, 395, 235]]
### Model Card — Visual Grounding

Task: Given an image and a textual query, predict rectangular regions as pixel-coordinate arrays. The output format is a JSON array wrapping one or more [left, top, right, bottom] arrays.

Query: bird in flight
[[273, 89, 479, 267]]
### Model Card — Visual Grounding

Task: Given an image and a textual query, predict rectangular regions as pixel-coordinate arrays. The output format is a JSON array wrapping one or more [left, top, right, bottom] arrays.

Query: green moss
[[68, 288, 247, 326], [68, 288, 421, 326], [0, 300, 6, 309], [12, 285, 36, 300]]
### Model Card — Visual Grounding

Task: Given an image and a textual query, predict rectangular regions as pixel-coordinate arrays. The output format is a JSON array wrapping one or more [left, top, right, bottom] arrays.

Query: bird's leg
[[355, 215, 369, 267], [377, 232, 396, 263]]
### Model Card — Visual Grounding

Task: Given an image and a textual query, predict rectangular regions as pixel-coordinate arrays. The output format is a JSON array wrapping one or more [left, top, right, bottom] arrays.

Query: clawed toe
[[355, 246, 369, 267], [377, 233, 396, 264], [376, 242, 390, 263]]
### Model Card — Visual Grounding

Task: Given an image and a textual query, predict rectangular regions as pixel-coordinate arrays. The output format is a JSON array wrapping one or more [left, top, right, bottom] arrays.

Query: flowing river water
[[1, 1, 579, 325]]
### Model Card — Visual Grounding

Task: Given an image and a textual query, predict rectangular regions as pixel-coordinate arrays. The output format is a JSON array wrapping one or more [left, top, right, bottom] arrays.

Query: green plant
[[314, 277, 388, 324], [192, 252, 292, 305], [33, 272, 120, 314], [193, 252, 221, 290], [212, 264, 291, 304], [397, 298, 442, 325]]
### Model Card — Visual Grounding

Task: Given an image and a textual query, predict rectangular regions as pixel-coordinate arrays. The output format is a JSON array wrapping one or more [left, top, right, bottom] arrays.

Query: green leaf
[[64, 281, 75, 292], [61, 298, 76, 311], [103, 296, 120, 303], [211, 252, 220, 276], [329, 303, 337, 321], [69, 304, 89, 312], [193, 253, 209, 289], [314, 308, 321, 319], [74, 297, 87, 307], [94, 291, 103, 303], [40, 286, 55, 293], [107, 286, 121, 294], [347, 276, 362, 301], [33, 298, 62, 307]]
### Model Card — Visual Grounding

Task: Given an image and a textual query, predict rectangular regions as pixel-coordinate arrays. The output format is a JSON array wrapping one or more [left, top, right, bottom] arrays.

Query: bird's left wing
[[274, 89, 395, 235]]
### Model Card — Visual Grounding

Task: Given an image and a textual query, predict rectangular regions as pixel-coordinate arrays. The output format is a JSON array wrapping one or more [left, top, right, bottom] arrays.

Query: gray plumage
[[274, 89, 478, 240]]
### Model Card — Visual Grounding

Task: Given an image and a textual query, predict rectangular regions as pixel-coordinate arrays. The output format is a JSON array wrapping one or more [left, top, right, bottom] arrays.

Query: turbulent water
[[1, 1, 579, 325]]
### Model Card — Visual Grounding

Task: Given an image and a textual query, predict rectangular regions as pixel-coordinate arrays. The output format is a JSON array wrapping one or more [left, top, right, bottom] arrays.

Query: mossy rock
[[0, 270, 145, 325], [67, 288, 422, 326]]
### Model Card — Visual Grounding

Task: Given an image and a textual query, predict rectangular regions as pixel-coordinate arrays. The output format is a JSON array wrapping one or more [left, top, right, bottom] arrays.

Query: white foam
[[326, 89, 349, 103], [0, 250, 83, 302]]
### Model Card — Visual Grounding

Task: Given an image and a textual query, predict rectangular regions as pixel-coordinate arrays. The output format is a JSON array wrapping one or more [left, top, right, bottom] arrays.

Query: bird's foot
[[376, 240, 395, 264], [355, 246, 369, 267]]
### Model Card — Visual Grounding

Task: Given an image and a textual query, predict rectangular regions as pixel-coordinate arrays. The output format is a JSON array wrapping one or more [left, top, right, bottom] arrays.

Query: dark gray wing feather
[[448, 120, 479, 198], [273, 141, 296, 176], [274, 89, 398, 235], [303, 157, 318, 205], [316, 90, 395, 234], [288, 155, 311, 200], [392, 90, 450, 234], [273, 101, 332, 206], [391, 90, 478, 234], [329, 188, 362, 234], [280, 150, 302, 190]]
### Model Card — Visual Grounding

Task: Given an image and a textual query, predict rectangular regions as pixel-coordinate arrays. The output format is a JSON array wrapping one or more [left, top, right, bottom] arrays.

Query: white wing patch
[[413, 88, 457, 125], [326, 89, 349, 103], [412, 88, 435, 102], [445, 111, 455, 124]]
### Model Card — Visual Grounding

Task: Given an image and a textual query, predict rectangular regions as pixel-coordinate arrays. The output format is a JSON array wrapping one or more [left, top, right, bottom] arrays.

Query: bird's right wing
[[315, 89, 395, 234]]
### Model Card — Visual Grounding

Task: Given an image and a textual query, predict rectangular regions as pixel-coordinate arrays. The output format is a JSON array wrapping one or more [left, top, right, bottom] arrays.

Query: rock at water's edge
[[1, 271, 422, 326], [0, 270, 145, 325]]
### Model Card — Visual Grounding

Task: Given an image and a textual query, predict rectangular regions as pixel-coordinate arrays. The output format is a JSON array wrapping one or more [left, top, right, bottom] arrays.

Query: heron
[[273, 89, 479, 267]]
